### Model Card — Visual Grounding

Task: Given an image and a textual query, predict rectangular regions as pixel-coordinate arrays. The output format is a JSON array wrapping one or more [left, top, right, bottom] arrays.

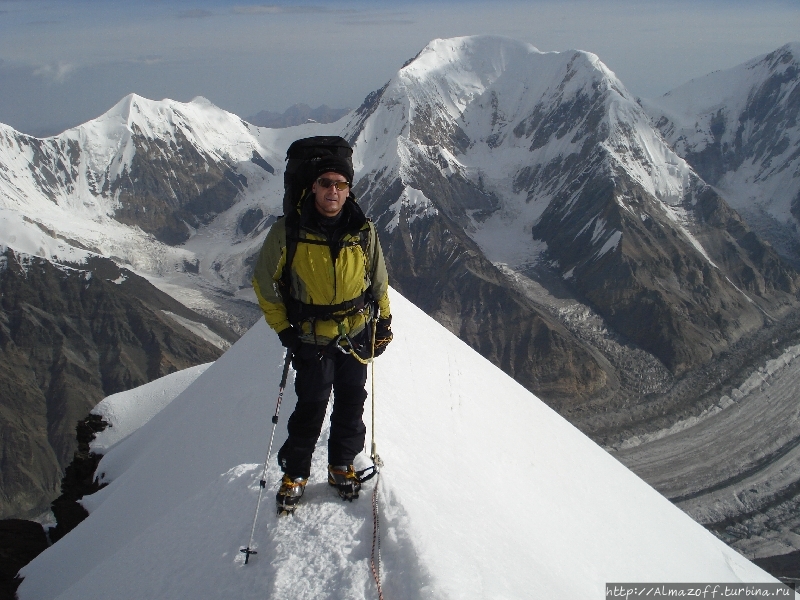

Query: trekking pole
[[240, 350, 293, 565]]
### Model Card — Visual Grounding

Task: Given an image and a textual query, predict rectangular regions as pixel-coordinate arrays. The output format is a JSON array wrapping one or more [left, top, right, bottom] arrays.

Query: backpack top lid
[[282, 136, 354, 217]]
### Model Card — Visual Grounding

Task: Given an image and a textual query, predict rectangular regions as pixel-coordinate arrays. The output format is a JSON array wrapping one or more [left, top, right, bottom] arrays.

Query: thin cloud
[[177, 9, 214, 19], [33, 61, 75, 83], [346, 15, 416, 26], [131, 55, 163, 65], [232, 5, 332, 15]]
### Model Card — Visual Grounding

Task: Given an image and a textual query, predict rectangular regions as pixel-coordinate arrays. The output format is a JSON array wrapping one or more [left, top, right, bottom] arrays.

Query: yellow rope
[[366, 317, 383, 599], [370, 318, 378, 461], [340, 317, 378, 366]]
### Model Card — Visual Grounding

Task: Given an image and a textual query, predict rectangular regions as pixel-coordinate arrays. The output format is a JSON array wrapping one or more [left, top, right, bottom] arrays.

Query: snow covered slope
[[644, 43, 800, 264], [18, 292, 775, 599], [89, 362, 212, 453]]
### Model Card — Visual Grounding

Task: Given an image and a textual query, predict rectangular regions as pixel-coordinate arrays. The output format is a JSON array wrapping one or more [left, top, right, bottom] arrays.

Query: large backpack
[[282, 136, 354, 220], [279, 136, 372, 328]]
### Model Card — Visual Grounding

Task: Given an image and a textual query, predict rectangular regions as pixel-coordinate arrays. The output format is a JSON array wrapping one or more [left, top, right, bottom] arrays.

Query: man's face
[[312, 172, 350, 217]]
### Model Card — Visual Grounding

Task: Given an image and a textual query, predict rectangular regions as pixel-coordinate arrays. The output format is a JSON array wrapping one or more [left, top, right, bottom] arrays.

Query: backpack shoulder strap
[[280, 218, 300, 297], [362, 219, 375, 259]]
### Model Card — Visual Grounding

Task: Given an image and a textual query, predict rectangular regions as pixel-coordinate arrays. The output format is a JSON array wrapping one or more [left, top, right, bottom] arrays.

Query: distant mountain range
[[1, 36, 800, 532], [245, 104, 350, 128]]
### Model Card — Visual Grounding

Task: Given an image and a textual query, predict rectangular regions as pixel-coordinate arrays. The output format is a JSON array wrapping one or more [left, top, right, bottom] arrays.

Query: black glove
[[373, 316, 393, 357], [278, 327, 301, 352]]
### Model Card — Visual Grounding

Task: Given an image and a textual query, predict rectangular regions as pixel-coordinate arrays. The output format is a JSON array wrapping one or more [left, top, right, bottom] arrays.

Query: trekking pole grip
[[279, 350, 293, 388]]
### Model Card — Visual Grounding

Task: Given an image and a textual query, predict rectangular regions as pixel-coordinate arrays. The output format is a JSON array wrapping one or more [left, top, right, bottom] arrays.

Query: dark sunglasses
[[316, 177, 350, 191]]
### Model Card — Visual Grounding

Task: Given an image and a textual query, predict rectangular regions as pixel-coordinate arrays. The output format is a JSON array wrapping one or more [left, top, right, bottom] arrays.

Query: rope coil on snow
[[371, 473, 384, 600], [368, 318, 384, 599]]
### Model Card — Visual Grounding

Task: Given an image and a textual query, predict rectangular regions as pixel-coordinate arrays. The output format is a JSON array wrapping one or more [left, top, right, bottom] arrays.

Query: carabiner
[[333, 333, 354, 355]]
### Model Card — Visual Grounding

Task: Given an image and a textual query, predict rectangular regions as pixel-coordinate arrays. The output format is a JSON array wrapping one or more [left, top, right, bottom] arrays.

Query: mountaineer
[[252, 136, 392, 514]]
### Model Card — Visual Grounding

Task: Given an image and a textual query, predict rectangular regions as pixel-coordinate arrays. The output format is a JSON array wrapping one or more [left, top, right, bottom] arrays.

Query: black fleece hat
[[311, 154, 354, 186]]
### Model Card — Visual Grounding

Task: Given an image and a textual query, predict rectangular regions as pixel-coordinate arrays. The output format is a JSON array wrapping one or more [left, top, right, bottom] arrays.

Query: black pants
[[277, 338, 368, 479]]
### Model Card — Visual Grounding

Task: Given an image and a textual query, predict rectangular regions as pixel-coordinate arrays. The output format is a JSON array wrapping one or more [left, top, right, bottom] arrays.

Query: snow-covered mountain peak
[[83, 93, 169, 140], [0, 92, 286, 282], [648, 42, 800, 133], [340, 35, 800, 386], [644, 42, 800, 261], [347, 35, 693, 244], [189, 95, 216, 107], [393, 35, 627, 136], [400, 35, 542, 91], [79, 93, 256, 161]]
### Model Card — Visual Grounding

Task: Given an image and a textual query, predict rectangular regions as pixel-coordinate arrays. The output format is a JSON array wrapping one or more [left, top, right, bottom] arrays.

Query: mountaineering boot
[[276, 474, 307, 515], [328, 464, 361, 501]]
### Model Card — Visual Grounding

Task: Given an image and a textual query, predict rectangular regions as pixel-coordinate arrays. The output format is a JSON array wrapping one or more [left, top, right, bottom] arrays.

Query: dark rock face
[[238, 207, 264, 235], [0, 415, 108, 598], [534, 166, 798, 376], [356, 167, 608, 405], [0, 519, 47, 600], [0, 249, 235, 519], [49, 414, 108, 544], [108, 126, 247, 245], [250, 150, 274, 174]]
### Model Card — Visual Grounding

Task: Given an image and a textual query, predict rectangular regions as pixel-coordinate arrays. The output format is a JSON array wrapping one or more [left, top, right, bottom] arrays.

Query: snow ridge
[[17, 293, 774, 599]]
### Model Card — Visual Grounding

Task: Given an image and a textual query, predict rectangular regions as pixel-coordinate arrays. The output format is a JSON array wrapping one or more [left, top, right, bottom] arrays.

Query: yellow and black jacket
[[252, 196, 391, 345]]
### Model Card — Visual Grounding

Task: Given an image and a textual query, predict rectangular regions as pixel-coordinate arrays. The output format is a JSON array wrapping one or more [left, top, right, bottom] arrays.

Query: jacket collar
[[297, 193, 366, 235]]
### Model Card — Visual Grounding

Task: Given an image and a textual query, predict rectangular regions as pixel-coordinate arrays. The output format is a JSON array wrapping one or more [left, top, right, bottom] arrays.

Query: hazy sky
[[1, 0, 798, 136]]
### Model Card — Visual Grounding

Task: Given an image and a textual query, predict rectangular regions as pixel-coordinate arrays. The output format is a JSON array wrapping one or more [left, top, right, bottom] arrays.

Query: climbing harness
[[240, 350, 293, 565]]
